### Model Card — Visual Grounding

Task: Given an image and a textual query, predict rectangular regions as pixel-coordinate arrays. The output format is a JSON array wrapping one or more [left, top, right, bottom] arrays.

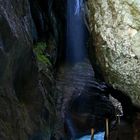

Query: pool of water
[[76, 132, 105, 140]]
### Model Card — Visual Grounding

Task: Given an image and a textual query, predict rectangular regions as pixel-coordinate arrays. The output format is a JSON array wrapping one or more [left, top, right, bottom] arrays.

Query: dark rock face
[[55, 60, 116, 139], [0, 0, 56, 140], [133, 113, 140, 140], [67, 93, 115, 137], [29, 0, 66, 65]]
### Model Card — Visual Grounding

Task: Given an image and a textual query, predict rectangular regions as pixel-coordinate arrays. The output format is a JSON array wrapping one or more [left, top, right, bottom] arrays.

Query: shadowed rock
[[64, 92, 115, 138]]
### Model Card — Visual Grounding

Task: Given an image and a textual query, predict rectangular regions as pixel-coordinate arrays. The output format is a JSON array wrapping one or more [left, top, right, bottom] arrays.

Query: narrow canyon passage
[[55, 0, 136, 140], [55, 61, 135, 140], [1, 0, 140, 140], [55, 60, 114, 139], [55, 0, 115, 139]]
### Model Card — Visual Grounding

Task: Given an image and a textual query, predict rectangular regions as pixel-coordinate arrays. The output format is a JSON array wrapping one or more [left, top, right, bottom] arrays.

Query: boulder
[[88, 0, 140, 105]]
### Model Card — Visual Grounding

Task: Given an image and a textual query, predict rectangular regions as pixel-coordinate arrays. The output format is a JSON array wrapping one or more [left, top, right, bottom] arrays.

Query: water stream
[[76, 132, 105, 140], [62, 0, 110, 139], [66, 0, 88, 63]]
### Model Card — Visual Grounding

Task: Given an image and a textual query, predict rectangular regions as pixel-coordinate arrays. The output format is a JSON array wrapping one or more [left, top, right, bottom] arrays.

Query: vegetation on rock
[[34, 42, 51, 66]]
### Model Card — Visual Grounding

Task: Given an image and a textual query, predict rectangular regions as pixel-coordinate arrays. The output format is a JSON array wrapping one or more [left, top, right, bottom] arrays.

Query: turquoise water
[[76, 132, 105, 140]]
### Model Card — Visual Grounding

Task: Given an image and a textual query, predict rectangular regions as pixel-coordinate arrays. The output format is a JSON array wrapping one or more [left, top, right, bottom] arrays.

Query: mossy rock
[[34, 42, 51, 66]]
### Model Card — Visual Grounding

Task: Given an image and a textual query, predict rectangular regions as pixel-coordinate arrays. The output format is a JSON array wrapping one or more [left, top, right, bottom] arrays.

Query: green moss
[[34, 42, 51, 65]]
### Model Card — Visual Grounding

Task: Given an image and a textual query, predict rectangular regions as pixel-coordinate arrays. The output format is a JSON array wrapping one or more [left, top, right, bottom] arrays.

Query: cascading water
[[64, 0, 108, 139], [66, 0, 88, 63]]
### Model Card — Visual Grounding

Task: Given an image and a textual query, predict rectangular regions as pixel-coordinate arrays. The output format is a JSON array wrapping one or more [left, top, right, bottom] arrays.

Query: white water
[[75, 0, 83, 15], [66, 0, 87, 63]]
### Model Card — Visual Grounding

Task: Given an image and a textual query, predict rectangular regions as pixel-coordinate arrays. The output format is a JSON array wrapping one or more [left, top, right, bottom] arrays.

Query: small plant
[[34, 42, 51, 65]]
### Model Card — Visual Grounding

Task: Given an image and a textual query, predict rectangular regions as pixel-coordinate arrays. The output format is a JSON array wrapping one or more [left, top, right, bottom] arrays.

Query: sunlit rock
[[88, 0, 140, 105]]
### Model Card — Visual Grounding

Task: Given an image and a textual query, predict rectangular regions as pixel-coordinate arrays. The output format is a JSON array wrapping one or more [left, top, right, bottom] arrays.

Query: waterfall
[[66, 0, 88, 63], [75, 0, 83, 15], [64, 0, 106, 140], [65, 113, 77, 139]]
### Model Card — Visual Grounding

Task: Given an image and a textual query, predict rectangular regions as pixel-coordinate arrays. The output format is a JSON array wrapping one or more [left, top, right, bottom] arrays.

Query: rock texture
[[0, 0, 56, 139], [55, 60, 116, 139], [88, 0, 140, 105]]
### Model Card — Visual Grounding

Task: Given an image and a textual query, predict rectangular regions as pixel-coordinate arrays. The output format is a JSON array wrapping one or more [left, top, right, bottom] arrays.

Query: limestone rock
[[88, 0, 140, 105]]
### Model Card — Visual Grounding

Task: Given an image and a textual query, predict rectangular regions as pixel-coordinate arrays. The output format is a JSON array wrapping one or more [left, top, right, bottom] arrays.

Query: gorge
[[0, 0, 140, 140]]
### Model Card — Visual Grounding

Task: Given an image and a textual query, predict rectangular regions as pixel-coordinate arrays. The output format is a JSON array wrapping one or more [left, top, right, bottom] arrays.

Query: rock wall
[[0, 0, 57, 139], [29, 0, 66, 65], [88, 0, 140, 105]]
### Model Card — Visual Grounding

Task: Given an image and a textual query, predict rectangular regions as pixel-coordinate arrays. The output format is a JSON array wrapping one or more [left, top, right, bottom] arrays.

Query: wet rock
[[0, 0, 56, 139], [110, 121, 133, 140], [133, 113, 140, 140], [88, 0, 140, 105], [29, 0, 65, 65], [67, 92, 115, 135], [55, 60, 115, 139]]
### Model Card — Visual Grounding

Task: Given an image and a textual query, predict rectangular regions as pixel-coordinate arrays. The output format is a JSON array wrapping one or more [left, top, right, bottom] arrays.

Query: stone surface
[[0, 0, 56, 139], [55, 60, 116, 139], [88, 0, 140, 105]]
